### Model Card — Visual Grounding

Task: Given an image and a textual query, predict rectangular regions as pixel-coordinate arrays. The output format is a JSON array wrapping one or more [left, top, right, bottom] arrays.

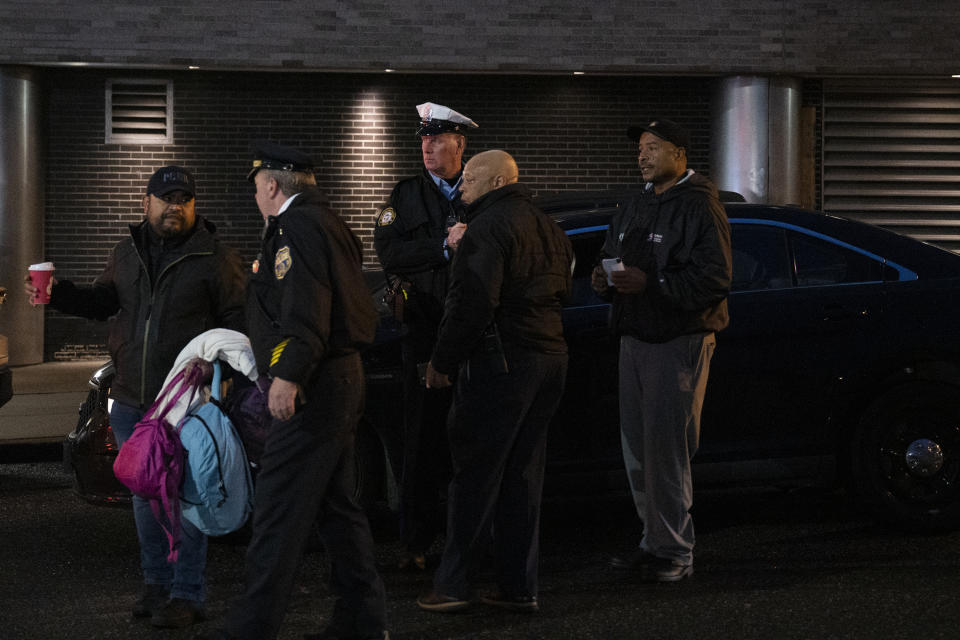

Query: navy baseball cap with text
[[147, 165, 196, 197]]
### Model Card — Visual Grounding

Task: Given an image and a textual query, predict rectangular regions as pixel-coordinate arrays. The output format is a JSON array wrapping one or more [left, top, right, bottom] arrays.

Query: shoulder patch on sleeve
[[376, 207, 396, 227]]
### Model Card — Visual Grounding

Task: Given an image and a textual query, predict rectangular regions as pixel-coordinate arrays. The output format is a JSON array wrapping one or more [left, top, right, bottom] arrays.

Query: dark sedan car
[[64, 191, 960, 530]]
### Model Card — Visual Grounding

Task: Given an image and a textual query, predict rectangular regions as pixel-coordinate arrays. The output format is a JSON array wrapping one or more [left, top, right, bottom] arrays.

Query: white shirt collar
[[276, 192, 301, 215]]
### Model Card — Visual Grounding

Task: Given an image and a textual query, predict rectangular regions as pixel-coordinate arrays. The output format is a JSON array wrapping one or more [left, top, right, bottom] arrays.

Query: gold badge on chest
[[274, 246, 293, 280]]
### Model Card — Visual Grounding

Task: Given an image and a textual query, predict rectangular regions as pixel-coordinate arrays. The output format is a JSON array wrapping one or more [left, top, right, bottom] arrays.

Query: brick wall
[[43, 68, 817, 358], [1, 1, 956, 76]]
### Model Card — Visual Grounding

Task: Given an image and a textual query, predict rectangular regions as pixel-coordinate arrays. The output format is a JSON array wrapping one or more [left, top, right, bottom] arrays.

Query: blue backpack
[[178, 361, 254, 536]]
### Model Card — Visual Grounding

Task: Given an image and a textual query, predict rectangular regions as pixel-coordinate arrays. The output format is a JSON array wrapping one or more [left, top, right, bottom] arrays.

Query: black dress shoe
[[650, 557, 693, 582], [609, 548, 658, 570], [480, 591, 539, 613]]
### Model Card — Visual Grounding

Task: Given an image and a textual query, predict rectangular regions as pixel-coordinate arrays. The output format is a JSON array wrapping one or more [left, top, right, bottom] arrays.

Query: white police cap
[[416, 102, 479, 137]]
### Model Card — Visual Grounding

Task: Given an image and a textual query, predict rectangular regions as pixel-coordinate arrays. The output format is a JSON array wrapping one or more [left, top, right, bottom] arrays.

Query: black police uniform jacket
[[246, 188, 376, 385], [600, 170, 732, 343], [50, 216, 245, 408], [373, 168, 464, 329], [431, 183, 574, 375]]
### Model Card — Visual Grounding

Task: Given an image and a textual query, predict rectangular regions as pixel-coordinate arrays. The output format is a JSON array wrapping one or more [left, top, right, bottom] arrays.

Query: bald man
[[418, 150, 574, 614]]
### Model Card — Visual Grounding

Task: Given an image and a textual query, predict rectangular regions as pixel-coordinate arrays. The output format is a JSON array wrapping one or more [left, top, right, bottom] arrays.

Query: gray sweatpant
[[618, 332, 715, 565]]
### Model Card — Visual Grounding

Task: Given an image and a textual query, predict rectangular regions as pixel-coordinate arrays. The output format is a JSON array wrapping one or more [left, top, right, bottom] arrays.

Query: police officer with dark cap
[[374, 102, 478, 571], [213, 141, 389, 640]]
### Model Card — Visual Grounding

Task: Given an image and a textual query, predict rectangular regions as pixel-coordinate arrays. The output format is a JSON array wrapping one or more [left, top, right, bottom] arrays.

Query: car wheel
[[851, 382, 960, 531]]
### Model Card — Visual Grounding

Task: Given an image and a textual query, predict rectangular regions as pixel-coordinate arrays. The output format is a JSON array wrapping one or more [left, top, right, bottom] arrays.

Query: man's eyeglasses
[[157, 193, 194, 205]]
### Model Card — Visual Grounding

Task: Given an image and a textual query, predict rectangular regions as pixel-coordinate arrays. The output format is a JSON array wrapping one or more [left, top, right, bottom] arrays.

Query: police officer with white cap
[[373, 102, 479, 572]]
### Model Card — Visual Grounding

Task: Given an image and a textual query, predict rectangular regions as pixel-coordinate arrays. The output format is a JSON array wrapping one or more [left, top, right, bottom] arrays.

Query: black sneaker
[[609, 548, 658, 571], [480, 591, 539, 613], [132, 584, 169, 618], [150, 597, 206, 628]]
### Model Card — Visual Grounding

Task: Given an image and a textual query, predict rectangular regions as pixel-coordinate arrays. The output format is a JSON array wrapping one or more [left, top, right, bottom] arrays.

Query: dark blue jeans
[[110, 401, 208, 603]]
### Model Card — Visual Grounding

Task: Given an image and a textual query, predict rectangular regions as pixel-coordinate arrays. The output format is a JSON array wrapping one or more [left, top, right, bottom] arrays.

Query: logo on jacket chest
[[647, 232, 664, 244], [274, 246, 292, 280]]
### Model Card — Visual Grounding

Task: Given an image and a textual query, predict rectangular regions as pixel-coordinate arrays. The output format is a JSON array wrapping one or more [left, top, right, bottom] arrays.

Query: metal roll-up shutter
[[822, 79, 960, 252]]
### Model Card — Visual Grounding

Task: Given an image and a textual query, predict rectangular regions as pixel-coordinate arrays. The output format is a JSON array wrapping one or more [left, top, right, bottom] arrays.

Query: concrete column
[[711, 76, 802, 205], [0, 66, 45, 365]]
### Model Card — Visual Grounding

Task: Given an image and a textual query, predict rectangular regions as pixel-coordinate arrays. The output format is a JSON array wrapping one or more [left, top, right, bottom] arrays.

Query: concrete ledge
[[9, 360, 107, 394], [0, 360, 106, 444]]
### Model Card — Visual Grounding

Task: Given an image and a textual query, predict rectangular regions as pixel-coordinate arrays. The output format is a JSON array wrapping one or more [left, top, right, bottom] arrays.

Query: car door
[[548, 225, 623, 475], [701, 220, 893, 469]]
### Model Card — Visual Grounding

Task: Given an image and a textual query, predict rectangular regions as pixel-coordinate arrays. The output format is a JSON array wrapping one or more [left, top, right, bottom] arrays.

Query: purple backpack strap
[[145, 367, 203, 423]]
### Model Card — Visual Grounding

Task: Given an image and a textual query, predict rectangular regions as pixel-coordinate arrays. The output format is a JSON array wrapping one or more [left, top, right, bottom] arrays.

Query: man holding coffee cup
[[23, 165, 245, 629]]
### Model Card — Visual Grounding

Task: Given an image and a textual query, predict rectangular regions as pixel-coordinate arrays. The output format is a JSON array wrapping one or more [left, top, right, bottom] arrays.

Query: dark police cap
[[627, 118, 691, 151], [147, 165, 196, 197], [247, 141, 316, 181], [415, 102, 479, 137]]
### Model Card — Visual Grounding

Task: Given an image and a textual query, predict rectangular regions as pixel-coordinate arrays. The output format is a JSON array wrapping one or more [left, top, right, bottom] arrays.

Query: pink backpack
[[113, 367, 202, 562]]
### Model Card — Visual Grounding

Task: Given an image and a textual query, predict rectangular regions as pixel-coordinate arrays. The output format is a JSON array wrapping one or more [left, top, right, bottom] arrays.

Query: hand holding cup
[[26, 262, 55, 306]]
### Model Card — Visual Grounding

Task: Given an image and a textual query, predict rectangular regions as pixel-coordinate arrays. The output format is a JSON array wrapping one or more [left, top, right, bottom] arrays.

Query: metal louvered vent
[[822, 79, 960, 253], [105, 79, 173, 144]]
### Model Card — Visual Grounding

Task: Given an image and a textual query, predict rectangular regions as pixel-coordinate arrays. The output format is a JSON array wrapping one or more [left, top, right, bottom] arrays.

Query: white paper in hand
[[602, 258, 624, 285]]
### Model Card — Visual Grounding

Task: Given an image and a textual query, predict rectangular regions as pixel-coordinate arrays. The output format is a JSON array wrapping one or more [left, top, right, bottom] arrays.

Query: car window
[[790, 233, 889, 286], [731, 222, 898, 292], [567, 229, 608, 306], [730, 225, 793, 291]]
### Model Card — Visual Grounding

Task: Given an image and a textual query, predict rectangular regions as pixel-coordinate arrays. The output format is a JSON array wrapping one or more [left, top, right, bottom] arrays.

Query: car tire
[[851, 381, 960, 531]]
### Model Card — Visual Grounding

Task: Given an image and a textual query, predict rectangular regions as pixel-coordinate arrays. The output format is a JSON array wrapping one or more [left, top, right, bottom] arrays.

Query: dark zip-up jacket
[[600, 171, 732, 343], [432, 183, 573, 374], [373, 168, 465, 331], [246, 188, 377, 385], [50, 216, 245, 408]]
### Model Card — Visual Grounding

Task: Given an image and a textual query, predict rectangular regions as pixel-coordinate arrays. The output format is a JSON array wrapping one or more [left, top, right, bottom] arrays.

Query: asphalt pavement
[[2, 455, 960, 640]]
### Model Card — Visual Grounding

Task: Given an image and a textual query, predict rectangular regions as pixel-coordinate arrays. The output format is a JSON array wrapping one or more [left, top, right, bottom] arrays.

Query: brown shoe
[[416, 590, 469, 613]]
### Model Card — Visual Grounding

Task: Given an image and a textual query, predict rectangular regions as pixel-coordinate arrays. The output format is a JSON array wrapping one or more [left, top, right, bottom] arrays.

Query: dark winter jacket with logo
[[51, 216, 245, 408], [600, 170, 732, 343], [246, 188, 376, 385], [373, 168, 465, 332]]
